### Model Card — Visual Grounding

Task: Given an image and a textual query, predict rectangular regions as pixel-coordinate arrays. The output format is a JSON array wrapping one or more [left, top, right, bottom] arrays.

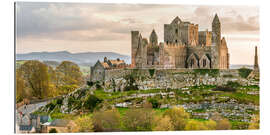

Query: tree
[[123, 108, 154, 131], [163, 107, 190, 130], [18, 60, 49, 99], [204, 120, 217, 130], [49, 128, 57, 133], [210, 112, 231, 130], [55, 61, 83, 86], [143, 101, 153, 109], [184, 120, 207, 130], [148, 98, 160, 108], [73, 116, 94, 132], [153, 116, 174, 131], [16, 70, 27, 102], [216, 118, 231, 130], [83, 95, 102, 112], [249, 115, 260, 129], [92, 109, 121, 131]]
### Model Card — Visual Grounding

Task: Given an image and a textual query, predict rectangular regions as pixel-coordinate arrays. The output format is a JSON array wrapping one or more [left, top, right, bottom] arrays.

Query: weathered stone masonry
[[131, 14, 230, 69], [102, 69, 257, 92]]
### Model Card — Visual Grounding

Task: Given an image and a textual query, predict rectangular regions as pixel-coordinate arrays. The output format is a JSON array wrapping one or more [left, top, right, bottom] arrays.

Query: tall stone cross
[[254, 46, 259, 70]]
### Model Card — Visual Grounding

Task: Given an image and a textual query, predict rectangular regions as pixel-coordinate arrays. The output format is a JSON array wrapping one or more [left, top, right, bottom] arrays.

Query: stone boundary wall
[[102, 68, 257, 92], [105, 69, 133, 81], [105, 68, 240, 80]]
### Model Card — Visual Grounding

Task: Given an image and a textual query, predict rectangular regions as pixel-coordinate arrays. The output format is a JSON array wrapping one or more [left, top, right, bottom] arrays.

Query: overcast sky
[[16, 2, 259, 65]]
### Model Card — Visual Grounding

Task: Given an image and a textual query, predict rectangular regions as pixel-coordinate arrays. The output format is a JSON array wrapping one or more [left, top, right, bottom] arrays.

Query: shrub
[[216, 118, 231, 130], [223, 74, 233, 78], [56, 98, 63, 105], [232, 121, 249, 129], [212, 86, 236, 92], [163, 107, 190, 130], [96, 83, 102, 90], [249, 115, 260, 129], [238, 68, 252, 78], [184, 120, 208, 130], [83, 95, 102, 112], [74, 116, 94, 132], [92, 109, 121, 132], [45, 102, 56, 112], [122, 108, 154, 131], [49, 128, 57, 133], [153, 116, 174, 131], [148, 98, 161, 108], [226, 81, 241, 88], [67, 96, 82, 111], [148, 69, 155, 77], [204, 120, 217, 130], [212, 81, 240, 92], [87, 81, 94, 87], [142, 101, 153, 109], [123, 74, 138, 91]]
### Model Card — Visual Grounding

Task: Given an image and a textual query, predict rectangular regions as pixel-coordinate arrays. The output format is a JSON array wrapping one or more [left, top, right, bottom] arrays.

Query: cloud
[[16, 2, 260, 65], [16, 2, 165, 42], [221, 15, 259, 32]]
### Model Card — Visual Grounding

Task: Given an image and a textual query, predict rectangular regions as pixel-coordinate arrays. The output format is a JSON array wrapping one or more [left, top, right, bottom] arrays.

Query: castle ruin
[[131, 14, 230, 69]]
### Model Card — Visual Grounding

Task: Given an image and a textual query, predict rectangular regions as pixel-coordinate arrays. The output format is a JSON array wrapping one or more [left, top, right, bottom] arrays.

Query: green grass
[[116, 107, 129, 116], [230, 120, 249, 130], [220, 92, 259, 105]]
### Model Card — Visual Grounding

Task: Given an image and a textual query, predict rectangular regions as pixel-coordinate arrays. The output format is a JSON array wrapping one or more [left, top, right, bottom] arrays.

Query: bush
[[45, 102, 56, 112], [56, 98, 63, 105], [83, 95, 102, 112], [87, 81, 94, 87], [238, 68, 252, 78], [96, 83, 102, 90], [123, 74, 138, 91], [148, 69, 155, 77], [58, 84, 79, 95], [212, 81, 240, 92], [226, 81, 241, 88], [122, 108, 154, 131], [163, 107, 190, 130], [153, 116, 174, 131], [67, 96, 82, 111], [49, 128, 57, 133], [148, 98, 160, 108], [216, 118, 231, 130], [184, 120, 208, 130], [223, 74, 233, 78], [92, 109, 121, 132], [74, 116, 94, 132], [212, 86, 236, 92], [248, 115, 260, 129]]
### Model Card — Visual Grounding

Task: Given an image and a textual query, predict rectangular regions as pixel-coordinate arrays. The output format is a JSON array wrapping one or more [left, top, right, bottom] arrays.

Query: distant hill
[[16, 51, 131, 66], [230, 64, 253, 69]]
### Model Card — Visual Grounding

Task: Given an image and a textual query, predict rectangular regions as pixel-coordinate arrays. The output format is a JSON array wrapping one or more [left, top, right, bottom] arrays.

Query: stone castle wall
[[102, 69, 257, 92], [132, 15, 229, 69]]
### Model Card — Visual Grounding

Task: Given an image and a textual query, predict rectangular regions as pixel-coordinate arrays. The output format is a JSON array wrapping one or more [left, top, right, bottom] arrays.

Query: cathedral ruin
[[131, 14, 230, 69]]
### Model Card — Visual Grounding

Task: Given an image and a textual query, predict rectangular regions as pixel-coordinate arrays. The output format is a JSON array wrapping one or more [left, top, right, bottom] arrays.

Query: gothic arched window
[[203, 59, 206, 67], [191, 59, 194, 67]]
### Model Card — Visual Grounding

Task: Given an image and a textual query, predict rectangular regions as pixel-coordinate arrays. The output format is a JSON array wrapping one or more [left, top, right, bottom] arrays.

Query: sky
[[15, 2, 259, 65]]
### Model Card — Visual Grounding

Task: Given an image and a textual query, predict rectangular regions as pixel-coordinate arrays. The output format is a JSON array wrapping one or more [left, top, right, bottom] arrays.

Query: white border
[[1, 0, 270, 135]]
